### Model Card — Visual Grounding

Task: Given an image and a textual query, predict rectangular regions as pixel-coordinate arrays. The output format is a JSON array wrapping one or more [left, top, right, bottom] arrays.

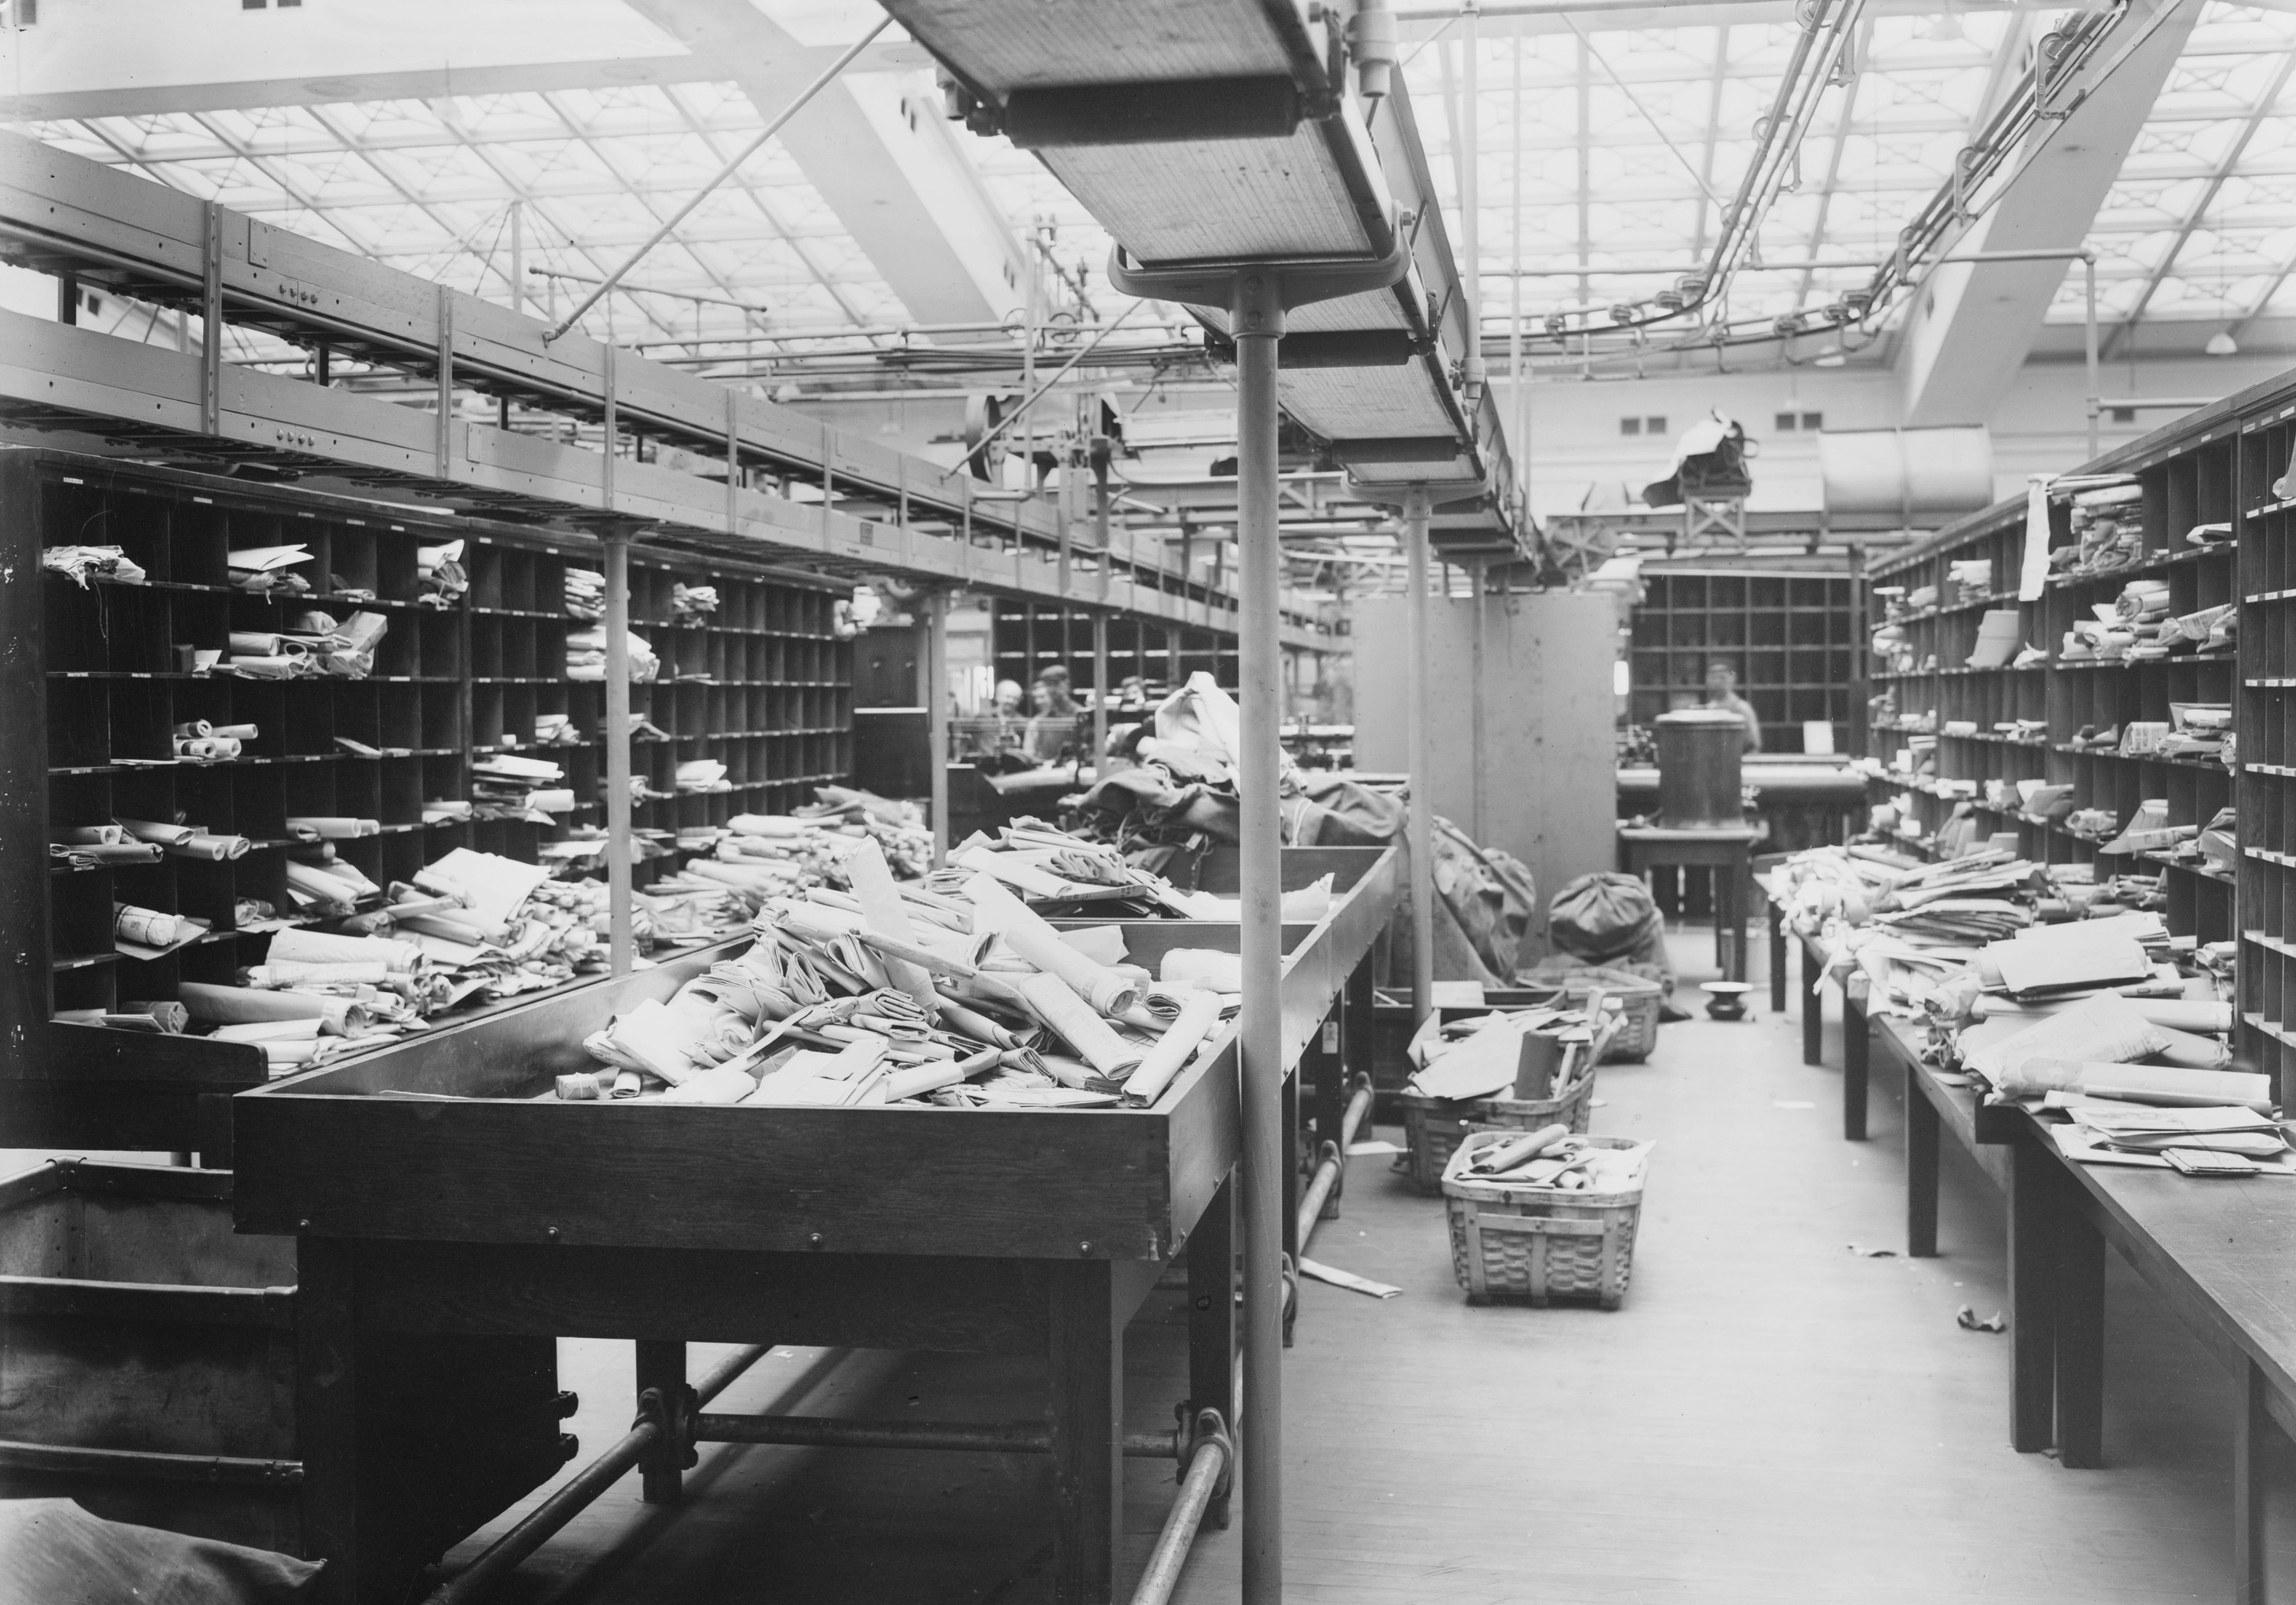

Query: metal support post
[[924, 588, 951, 868], [1404, 489, 1434, 1027], [1234, 268, 1287, 1605], [603, 530, 634, 975], [1091, 610, 1110, 777], [2083, 254, 2100, 462]]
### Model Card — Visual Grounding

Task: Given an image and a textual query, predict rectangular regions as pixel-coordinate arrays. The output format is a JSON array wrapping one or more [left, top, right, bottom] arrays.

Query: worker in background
[[1026, 666, 1082, 763], [1703, 661, 1763, 754]]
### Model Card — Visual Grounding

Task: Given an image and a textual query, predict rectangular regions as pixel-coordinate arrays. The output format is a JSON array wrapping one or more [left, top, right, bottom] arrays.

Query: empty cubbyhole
[[502, 549, 538, 614], [421, 683, 464, 752], [373, 530, 420, 605], [419, 612, 464, 680], [51, 866, 116, 960], [175, 941, 241, 990], [232, 769, 289, 845], [43, 579, 109, 674], [375, 685, 421, 751], [328, 524, 380, 599], [468, 541, 506, 611], [107, 681, 172, 765], [335, 762, 381, 824], [508, 620, 540, 680], [169, 496, 230, 588], [470, 621, 503, 680], [420, 753, 465, 807], [51, 963, 117, 1017], [279, 683, 335, 757], [533, 556, 566, 617], [472, 683, 507, 751], [282, 765, 339, 824], [173, 856, 240, 931], [370, 612, 419, 678], [504, 686, 538, 749], [332, 835, 383, 889], [379, 833, 426, 887], [48, 772, 113, 842], [109, 767, 180, 833], [231, 854, 289, 924], [331, 685, 381, 753]]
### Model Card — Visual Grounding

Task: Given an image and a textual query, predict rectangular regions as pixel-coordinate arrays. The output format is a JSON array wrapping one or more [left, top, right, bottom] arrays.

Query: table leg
[[2053, 1169, 2105, 1470], [1313, 1006, 1345, 1201], [1724, 856, 1746, 984], [1801, 938, 1824, 1068], [2236, 1355, 2270, 1605], [297, 1240, 391, 1605], [635, 1339, 686, 1503], [1049, 1259, 1122, 1605], [1768, 903, 1787, 1015], [1842, 982, 1870, 1143], [1188, 1172, 1237, 1531], [1905, 1060, 1939, 1258], [2007, 1131, 2060, 1455]]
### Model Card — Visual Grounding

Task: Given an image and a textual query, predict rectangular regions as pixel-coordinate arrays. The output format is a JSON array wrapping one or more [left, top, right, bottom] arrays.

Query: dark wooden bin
[[0, 1157, 572, 1572]]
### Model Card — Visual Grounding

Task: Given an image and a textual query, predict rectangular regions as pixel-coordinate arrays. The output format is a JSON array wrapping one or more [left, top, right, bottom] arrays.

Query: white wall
[[1501, 351, 2294, 523]]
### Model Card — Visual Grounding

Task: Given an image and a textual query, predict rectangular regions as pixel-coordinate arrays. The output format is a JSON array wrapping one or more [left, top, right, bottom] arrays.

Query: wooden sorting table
[[1758, 876, 1874, 1141], [1619, 824, 1762, 984], [232, 847, 1399, 1605]]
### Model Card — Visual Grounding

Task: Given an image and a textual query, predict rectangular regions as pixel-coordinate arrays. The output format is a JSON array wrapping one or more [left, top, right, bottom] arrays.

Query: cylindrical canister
[[1655, 709, 1745, 828]]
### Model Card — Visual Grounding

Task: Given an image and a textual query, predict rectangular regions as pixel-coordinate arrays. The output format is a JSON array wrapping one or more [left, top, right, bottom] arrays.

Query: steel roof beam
[[1896, 0, 2199, 429]]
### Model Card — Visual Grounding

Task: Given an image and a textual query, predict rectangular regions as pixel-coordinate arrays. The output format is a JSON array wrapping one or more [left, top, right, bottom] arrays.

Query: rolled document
[[178, 982, 367, 1035], [208, 723, 259, 740], [1014, 971, 1144, 1079], [174, 736, 243, 759], [113, 905, 184, 948], [55, 825, 126, 846], [248, 959, 395, 987], [210, 1019, 321, 1045], [887, 1047, 1001, 1102], [1162, 949, 1245, 993], [267, 928, 421, 971], [1124, 988, 1227, 1107], [115, 1000, 190, 1033], [964, 873, 1137, 1016], [116, 818, 196, 847], [172, 720, 214, 740], [168, 833, 250, 861], [285, 816, 380, 840]]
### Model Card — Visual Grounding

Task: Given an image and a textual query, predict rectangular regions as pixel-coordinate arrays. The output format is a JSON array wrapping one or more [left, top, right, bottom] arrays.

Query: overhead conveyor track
[[0, 131, 1336, 649]]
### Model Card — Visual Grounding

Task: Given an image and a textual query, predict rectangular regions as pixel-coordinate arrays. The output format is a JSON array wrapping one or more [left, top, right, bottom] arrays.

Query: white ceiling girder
[[1895, 0, 2201, 429], [624, 0, 1028, 332], [0, 0, 934, 120]]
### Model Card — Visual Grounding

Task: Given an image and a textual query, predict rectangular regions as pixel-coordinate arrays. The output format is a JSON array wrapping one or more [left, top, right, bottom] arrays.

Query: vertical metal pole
[[1233, 269, 1286, 1605], [1469, 559, 1485, 843], [925, 589, 951, 869], [1091, 610, 1110, 777], [1405, 490, 1434, 1026], [604, 530, 634, 976], [2082, 255, 2100, 462], [509, 201, 524, 317], [1461, 7, 1481, 343], [1512, 28, 1528, 528]]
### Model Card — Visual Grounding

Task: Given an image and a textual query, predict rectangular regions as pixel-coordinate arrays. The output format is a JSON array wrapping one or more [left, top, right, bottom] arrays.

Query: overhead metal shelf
[[881, 0, 1525, 561], [0, 131, 1338, 651]]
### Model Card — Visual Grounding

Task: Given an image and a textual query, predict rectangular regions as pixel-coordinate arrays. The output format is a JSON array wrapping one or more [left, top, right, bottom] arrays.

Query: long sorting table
[[1864, 1007, 2294, 1601], [232, 846, 1398, 1605], [1760, 876, 1875, 1141]]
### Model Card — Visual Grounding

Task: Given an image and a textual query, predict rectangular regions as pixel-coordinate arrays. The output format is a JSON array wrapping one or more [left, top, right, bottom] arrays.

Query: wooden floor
[[21, 929, 2288, 1602]]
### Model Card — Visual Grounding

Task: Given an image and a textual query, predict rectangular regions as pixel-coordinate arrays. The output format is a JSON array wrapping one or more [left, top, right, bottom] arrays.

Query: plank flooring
[[14, 930, 2290, 1601]]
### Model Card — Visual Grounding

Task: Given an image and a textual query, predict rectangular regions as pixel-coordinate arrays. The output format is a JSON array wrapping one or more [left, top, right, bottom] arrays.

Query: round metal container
[[1654, 708, 1745, 828]]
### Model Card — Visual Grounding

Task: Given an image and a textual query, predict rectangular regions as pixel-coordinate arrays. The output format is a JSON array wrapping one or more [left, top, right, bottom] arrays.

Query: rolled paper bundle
[[1162, 948, 1245, 993], [251, 959, 395, 987], [1123, 988, 1226, 1107], [931, 994, 1035, 1051], [555, 1072, 603, 1101], [853, 927, 980, 979], [229, 657, 304, 680], [210, 1018, 321, 1044], [1014, 971, 1145, 1079], [285, 816, 380, 840], [267, 927, 422, 972], [728, 814, 810, 837], [964, 874, 1139, 1016], [886, 1048, 999, 1102], [612, 1069, 644, 1099], [656, 1064, 761, 1104], [178, 983, 369, 1036], [395, 909, 509, 944], [528, 789, 576, 813], [84, 843, 164, 865], [1115, 1003, 1174, 1036], [171, 720, 214, 740], [262, 1039, 320, 1067], [208, 723, 258, 740], [114, 905, 184, 948], [169, 833, 250, 861], [56, 825, 126, 846], [1057, 924, 1129, 967], [116, 817, 196, 847], [177, 738, 221, 759], [117, 1000, 190, 1033]]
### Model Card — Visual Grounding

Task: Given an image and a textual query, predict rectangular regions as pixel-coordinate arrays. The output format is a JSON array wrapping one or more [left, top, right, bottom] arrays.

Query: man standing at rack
[[1703, 661, 1763, 754]]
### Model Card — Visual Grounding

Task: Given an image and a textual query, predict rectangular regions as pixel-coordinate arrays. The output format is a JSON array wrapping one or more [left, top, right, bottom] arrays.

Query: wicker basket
[[1554, 970, 1663, 1064], [1397, 1067, 1598, 1196], [1442, 1130, 1651, 1308]]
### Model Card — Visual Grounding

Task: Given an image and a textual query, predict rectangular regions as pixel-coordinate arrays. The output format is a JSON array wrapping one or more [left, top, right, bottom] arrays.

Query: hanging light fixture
[[2205, 330, 2239, 357]]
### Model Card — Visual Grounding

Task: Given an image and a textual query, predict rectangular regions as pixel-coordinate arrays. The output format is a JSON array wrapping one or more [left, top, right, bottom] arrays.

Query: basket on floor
[[1553, 969, 1663, 1064], [1443, 1130, 1650, 1309], [1397, 1067, 1597, 1196]]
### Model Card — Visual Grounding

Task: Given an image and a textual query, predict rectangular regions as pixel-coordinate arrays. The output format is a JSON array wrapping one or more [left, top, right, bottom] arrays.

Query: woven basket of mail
[[1442, 1128, 1653, 1309], [1398, 1075, 1596, 1196]]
